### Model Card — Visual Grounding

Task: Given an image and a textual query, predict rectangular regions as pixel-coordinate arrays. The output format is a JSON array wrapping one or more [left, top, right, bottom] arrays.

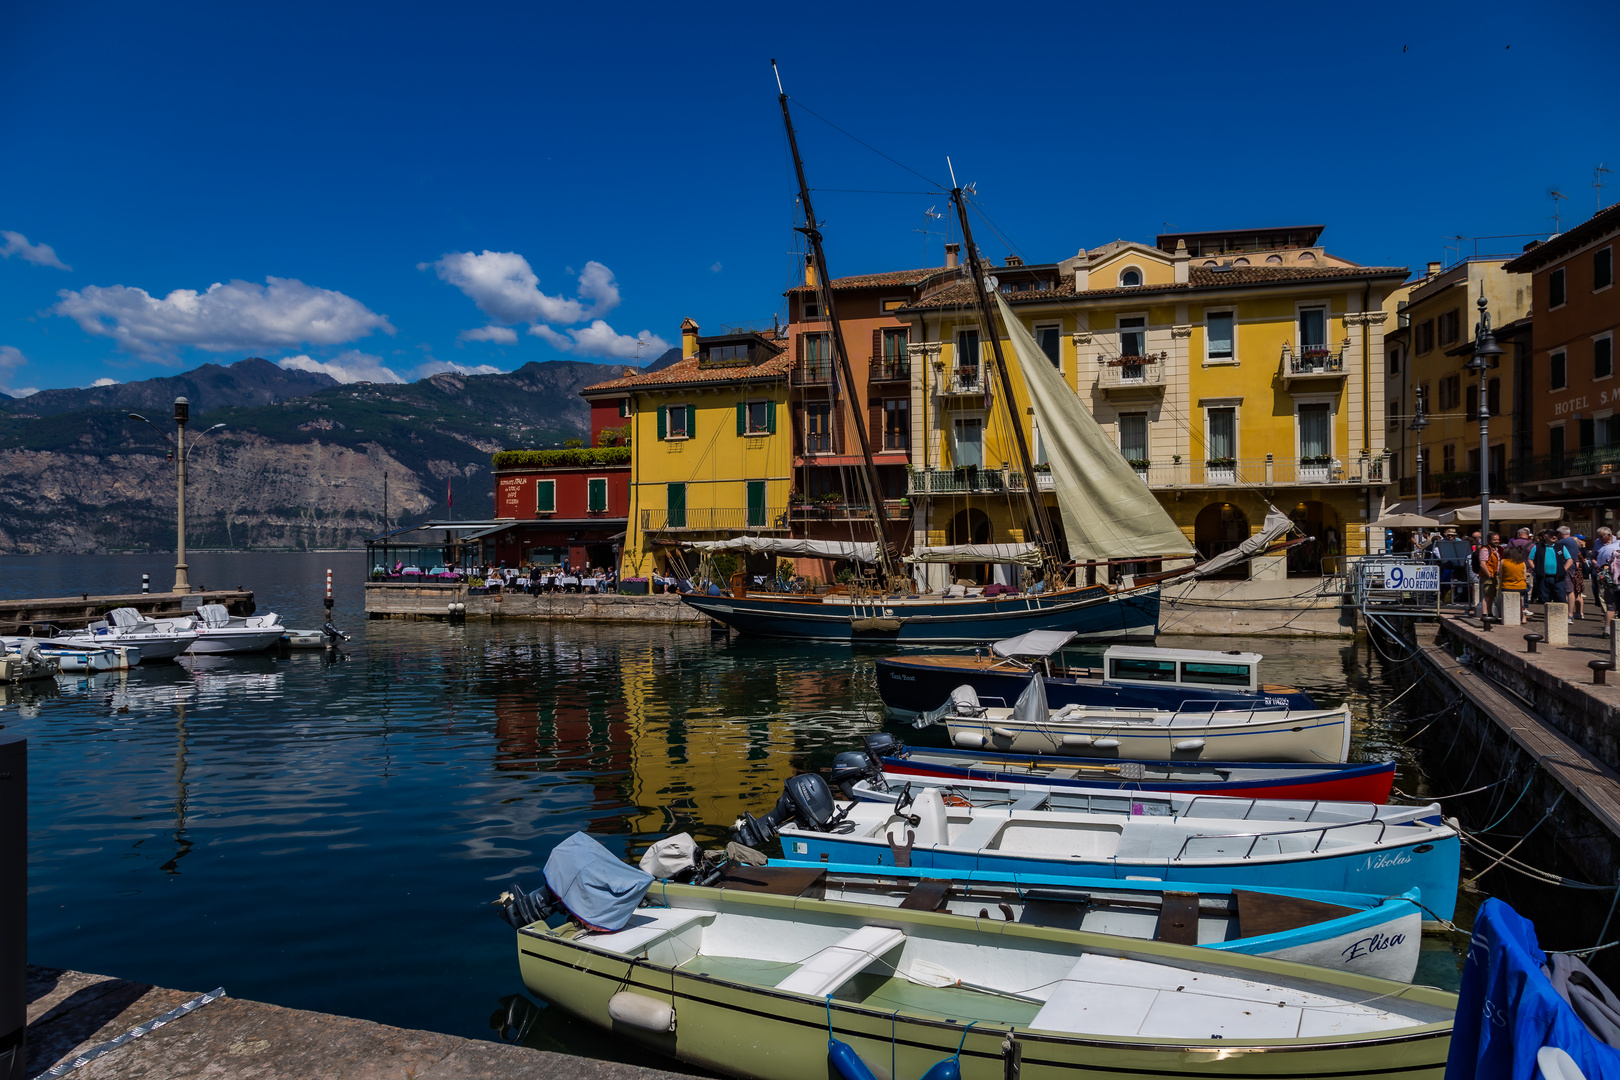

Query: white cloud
[[1, 231, 71, 271], [458, 325, 518, 345], [531, 320, 671, 361], [710, 262, 723, 273], [415, 361, 502, 379], [90, 377, 119, 387], [431, 251, 619, 326], [278, 350, 404, 385], [0, 346, 39, 397], [53, 276, 393, 359]]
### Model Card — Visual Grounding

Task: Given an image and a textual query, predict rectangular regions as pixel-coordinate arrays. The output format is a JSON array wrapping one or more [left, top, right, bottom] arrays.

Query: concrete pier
[[0, 591, 254, 636], [26, 966, 698, 1079], [365, 583, 709, 625]]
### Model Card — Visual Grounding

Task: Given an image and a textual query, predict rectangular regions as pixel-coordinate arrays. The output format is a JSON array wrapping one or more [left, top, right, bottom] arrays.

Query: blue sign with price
[[1385, 564, 1439, 591]]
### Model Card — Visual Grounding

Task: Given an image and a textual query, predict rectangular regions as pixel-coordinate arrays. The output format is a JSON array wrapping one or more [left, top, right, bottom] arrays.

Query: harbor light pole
[[128, 397, 225, 594], [1464, 288, 1503, 549], [1410, 403, 1429, 544]]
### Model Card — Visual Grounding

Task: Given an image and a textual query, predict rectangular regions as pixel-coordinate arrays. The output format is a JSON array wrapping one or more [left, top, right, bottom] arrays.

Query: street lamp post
[[128, 397, 226, 594], [1410, 403, 1430, 544], [1465, 288, 1504, 551]]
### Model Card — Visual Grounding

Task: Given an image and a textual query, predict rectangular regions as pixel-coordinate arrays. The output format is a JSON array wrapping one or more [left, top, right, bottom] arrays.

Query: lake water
[[4, 551, 1471, 1067]]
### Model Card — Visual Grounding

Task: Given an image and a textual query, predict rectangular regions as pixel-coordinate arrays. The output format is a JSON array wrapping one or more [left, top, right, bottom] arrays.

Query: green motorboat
[[514, 880, 1455, 1080]]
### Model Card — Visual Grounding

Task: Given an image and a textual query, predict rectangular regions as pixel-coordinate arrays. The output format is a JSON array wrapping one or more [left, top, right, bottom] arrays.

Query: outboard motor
[[733, 772, 852, 849], [494, 881, 560, 929], [862, 732, 902, 760], [322, 621, 350, 645], [829, 750, 883, 799]]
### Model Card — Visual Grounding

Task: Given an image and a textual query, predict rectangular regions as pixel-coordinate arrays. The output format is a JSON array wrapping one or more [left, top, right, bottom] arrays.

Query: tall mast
[[948, 182, 1066, 584], [774, 61, 896, 584]]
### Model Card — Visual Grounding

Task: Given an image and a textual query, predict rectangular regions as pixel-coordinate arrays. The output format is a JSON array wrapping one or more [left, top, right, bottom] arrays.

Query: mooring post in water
[[0, 733, 25, 1080], [325, 568, 333, 616], [141, 573, 149, 594]]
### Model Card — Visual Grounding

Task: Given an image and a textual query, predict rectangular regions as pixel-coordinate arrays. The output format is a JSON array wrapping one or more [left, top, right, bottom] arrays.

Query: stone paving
[[26, 966, 701, 1080]]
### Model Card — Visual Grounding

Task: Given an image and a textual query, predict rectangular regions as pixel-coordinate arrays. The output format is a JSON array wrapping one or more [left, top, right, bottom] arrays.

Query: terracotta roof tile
[[580, 351, 791, 394], [1503, 203, 1620, 273], [786, 267, 945, 293]]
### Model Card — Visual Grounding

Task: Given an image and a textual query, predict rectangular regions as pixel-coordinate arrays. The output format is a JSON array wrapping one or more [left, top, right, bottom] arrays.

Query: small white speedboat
[[0, 637, 139, 672], [151, 604, 285, 655], [58, 607, 199, 661]]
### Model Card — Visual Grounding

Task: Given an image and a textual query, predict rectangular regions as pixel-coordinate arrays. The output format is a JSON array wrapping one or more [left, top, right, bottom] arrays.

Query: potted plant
[[1206, 456, 1236, 468], [1127, 458, 1151, 470], [1300, 454, 1334, 466]]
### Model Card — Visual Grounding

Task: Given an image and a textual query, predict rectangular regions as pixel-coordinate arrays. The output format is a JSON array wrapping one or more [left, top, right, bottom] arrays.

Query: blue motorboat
[[876, 633, 1317, 719]]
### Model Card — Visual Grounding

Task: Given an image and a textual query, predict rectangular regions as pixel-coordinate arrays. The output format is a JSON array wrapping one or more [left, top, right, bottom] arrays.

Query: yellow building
[[896, 226, 1407, 583], [1383, 256, 1531, 521], [582, 319, 793, 579]]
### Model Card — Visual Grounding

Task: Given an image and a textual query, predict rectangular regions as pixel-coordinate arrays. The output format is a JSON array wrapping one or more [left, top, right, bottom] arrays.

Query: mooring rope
[[37, 987, 227, 1078]]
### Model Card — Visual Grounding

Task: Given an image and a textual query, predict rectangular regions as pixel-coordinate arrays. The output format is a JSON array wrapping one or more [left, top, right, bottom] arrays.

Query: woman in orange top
[[1500, 545, 1529, 598]]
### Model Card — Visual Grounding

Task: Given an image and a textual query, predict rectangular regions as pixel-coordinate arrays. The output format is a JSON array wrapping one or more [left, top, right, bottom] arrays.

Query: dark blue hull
[[680, 585, 1160, 645], [876, 654, 1318, 717]]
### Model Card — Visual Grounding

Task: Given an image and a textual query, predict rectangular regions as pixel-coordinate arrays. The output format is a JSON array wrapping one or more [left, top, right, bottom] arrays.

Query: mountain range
[[0, 357, 635, 554]]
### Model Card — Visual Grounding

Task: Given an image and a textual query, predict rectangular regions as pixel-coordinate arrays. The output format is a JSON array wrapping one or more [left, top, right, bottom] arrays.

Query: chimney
[[680, 317, 699, 360], [1004, 255, 1024, 267], [1426, 261, 1443, 279], [1173, 238, 1190, 285], [944, 243, 960, 269], [804, 254, 818, 289]]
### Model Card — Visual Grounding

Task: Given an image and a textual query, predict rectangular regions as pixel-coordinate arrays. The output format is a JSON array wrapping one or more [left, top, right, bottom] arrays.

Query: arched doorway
[[1288, 501, 1340, 576], [1194, 502, 1249, 578], [947, 508, 993, 585]]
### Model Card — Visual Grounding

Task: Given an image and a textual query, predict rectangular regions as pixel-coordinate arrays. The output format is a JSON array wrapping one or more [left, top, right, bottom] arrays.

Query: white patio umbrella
[[1370, 513, 1441, 528], [1439, 500, 1563, 524]]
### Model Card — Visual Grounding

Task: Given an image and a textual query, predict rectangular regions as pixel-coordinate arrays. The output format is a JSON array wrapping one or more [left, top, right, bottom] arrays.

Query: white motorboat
[[0, 637, 139, 672], [151, 603, 285, 655], [0, 640, 59, 683], [928, 679, 1351, 763], [59, 607, 200, 661]]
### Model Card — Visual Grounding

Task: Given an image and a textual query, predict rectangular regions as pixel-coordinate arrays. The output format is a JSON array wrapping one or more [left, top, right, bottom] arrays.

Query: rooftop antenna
[[913, 205, 943, 263], [1596, 163, 1612, 209], [1550, 189, 1568, 232], [1442, 234, 1465, 265]]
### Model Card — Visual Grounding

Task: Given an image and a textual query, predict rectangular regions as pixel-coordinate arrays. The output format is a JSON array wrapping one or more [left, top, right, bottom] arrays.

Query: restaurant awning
[[1438, 501, 1564, 524]]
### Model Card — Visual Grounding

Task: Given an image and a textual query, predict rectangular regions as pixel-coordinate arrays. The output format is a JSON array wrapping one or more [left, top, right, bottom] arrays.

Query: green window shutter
[[766, 399, 777, 433], [667, 483, 686, 528], [686, 405, 693, 439], [588, 477, 607, 512], [536, 480, 555, 513], [656, 406, 667, 440], [747, 480, 766, 528], [737, 401, 746, 436]]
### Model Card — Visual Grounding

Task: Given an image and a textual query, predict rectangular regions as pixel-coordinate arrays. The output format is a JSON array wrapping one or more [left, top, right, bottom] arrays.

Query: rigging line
[[786, 96, 946, 189], [811, 187, 945, 196]]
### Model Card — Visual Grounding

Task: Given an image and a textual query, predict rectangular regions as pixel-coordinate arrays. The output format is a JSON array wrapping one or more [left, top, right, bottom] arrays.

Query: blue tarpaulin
[[1446, 898, 1620, 1080], [543, 832, 654, 933]]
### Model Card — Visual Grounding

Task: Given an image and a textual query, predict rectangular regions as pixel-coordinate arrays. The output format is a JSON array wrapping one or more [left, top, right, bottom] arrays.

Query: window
[[1388, 397, 1401, 429], [1108, 656, 1178, 682], [1415, 319, 1435, 354], [746, 480, 766, 528], [1119, 267, 1142, 287], [1550, 426, 1566, 463], [1036, 324, 1061, 368], [657, 404, 691, 440], [1597, 335, 1614, 380], [706, 342, 750, 364], [802, 292, 821, 319], [1180, 661, 1254, 688], [801, 331, 832, 382], [1298, 306, 1327, 351], [1550, 267, 1567, 308], [1551, 350, 1568, 391], [883, 399, 908, 451], [1207, 407, 1235, 462], [1298, 403, 1331, 460], [1466, 384, 1478, 422], [739, 399, 775, 435], [1597, 416, 1617, 450], [1597, 247, 1615, 291], [1439, 375, 1461, 411], [1119, 316, 1146, 357], [1438, 309, 1461, 347], [1389, 345, 1401, 374], [618, 398, 631, 418], [535, 479, 556, 514], [666, 483, 686, 528], [881, 327, 909, 363], [953, 416, 983, 468], [1488, 377, 1501, 418], [1443, 443, 1456, 473], [1119, 413, 1148, 465], [587, 477, 608, 513], [1206, 311, 1234, 361], [1397, 299, 1409, 329], [955, 329, 980, 380], [804, 401, 832, 453]]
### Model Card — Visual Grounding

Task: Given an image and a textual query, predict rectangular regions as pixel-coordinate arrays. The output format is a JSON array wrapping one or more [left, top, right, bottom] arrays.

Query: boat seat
[[775, 925, 905, 998], [1043, 769, 1080, 780], [949, 815, 1005, 851], [577, 907, 712, 957], [1009, 793, 1047, 812], [1153, 891, 1201, 945]]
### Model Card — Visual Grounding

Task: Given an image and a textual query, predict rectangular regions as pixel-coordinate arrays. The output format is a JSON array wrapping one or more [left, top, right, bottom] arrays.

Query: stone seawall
[[364, 582, 707, 624]]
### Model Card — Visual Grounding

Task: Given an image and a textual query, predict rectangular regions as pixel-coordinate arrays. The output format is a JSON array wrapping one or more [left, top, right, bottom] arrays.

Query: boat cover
[[904, 543, 1041, 567], [687, 537, 879, 562], [196, 604, 231, 627], [543, 832, 654, 933], [995, 292, 1194, 562], [1011, 672, 1049, 726], [109, 608, 143, 627], [992, 630, 1078, 659], [1163, 506, 1294, 585], [1445, 897, 1620, 1080]]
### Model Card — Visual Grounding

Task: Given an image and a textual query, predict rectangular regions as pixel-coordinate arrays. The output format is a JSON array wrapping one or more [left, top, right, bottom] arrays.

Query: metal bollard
[[0, 733, 25, 1080], [1524, 633, 1543, 654], [1591, 660, 1614, 686]]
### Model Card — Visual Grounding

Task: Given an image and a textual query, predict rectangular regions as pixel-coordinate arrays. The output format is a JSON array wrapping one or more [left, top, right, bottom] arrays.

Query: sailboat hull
[[681, 585, 1159, 644]]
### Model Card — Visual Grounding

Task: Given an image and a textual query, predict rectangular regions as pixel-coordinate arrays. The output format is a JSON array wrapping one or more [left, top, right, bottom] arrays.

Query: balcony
[[1397, 472, 1506, 499], [881, 432, 910, 453], [798, 431, 843, 456], [640, 508, 789, 534], [908, 466, 1056, 496], [789, 499, 913, 522], [1098, 357, 1165, 394], [1128, 454, 1390, 489], [792, 361, 835, 386], [1509, 448, 1620, 498], [1281, 343, 1349, 382], [870, 358, 911, 384], [938, 367, 985, 396]]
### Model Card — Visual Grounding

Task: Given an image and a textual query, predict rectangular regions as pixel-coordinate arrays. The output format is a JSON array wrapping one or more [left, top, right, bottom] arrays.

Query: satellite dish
[[984, 275, 999, 292]]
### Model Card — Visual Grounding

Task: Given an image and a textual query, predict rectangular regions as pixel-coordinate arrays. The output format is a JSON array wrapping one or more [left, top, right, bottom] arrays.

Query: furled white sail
[[1165, 505, 1294, 584], [687, 536, 879, 562], [903, 544, 1041, 567], [994, 293, 1195, 562]]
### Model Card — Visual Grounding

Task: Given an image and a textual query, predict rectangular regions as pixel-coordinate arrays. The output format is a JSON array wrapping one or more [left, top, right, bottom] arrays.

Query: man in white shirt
[[1594, 527, 1620, 638]]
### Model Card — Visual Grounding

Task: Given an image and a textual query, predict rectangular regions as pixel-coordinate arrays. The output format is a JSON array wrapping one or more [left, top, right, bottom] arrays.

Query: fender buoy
[[608, 991, 675, 1033], [829, 1037, 878, 1080]]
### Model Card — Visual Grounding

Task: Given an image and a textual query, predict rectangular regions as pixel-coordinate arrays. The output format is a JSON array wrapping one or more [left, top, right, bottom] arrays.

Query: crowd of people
[[1420, 524, 1620, 636], [474, 561, 619, 594]]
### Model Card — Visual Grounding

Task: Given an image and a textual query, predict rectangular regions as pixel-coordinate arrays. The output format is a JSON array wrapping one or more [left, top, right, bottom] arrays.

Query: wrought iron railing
[[640, 508, 788, 532], [792, 362, 834, 386], [871, 358, 911, 382], [940, 367, 983, 395], [1509, 447, 1620, 484], [1098, 361, 1165, 388], [1281, 343, 1347, 376]]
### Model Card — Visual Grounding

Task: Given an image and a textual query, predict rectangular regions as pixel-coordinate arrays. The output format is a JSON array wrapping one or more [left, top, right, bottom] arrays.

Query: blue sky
[[2, 0, 1615, 396]]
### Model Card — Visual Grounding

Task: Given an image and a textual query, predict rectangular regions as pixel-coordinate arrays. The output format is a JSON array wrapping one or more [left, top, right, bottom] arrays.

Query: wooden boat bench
[[775, 925, 906, 998]]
